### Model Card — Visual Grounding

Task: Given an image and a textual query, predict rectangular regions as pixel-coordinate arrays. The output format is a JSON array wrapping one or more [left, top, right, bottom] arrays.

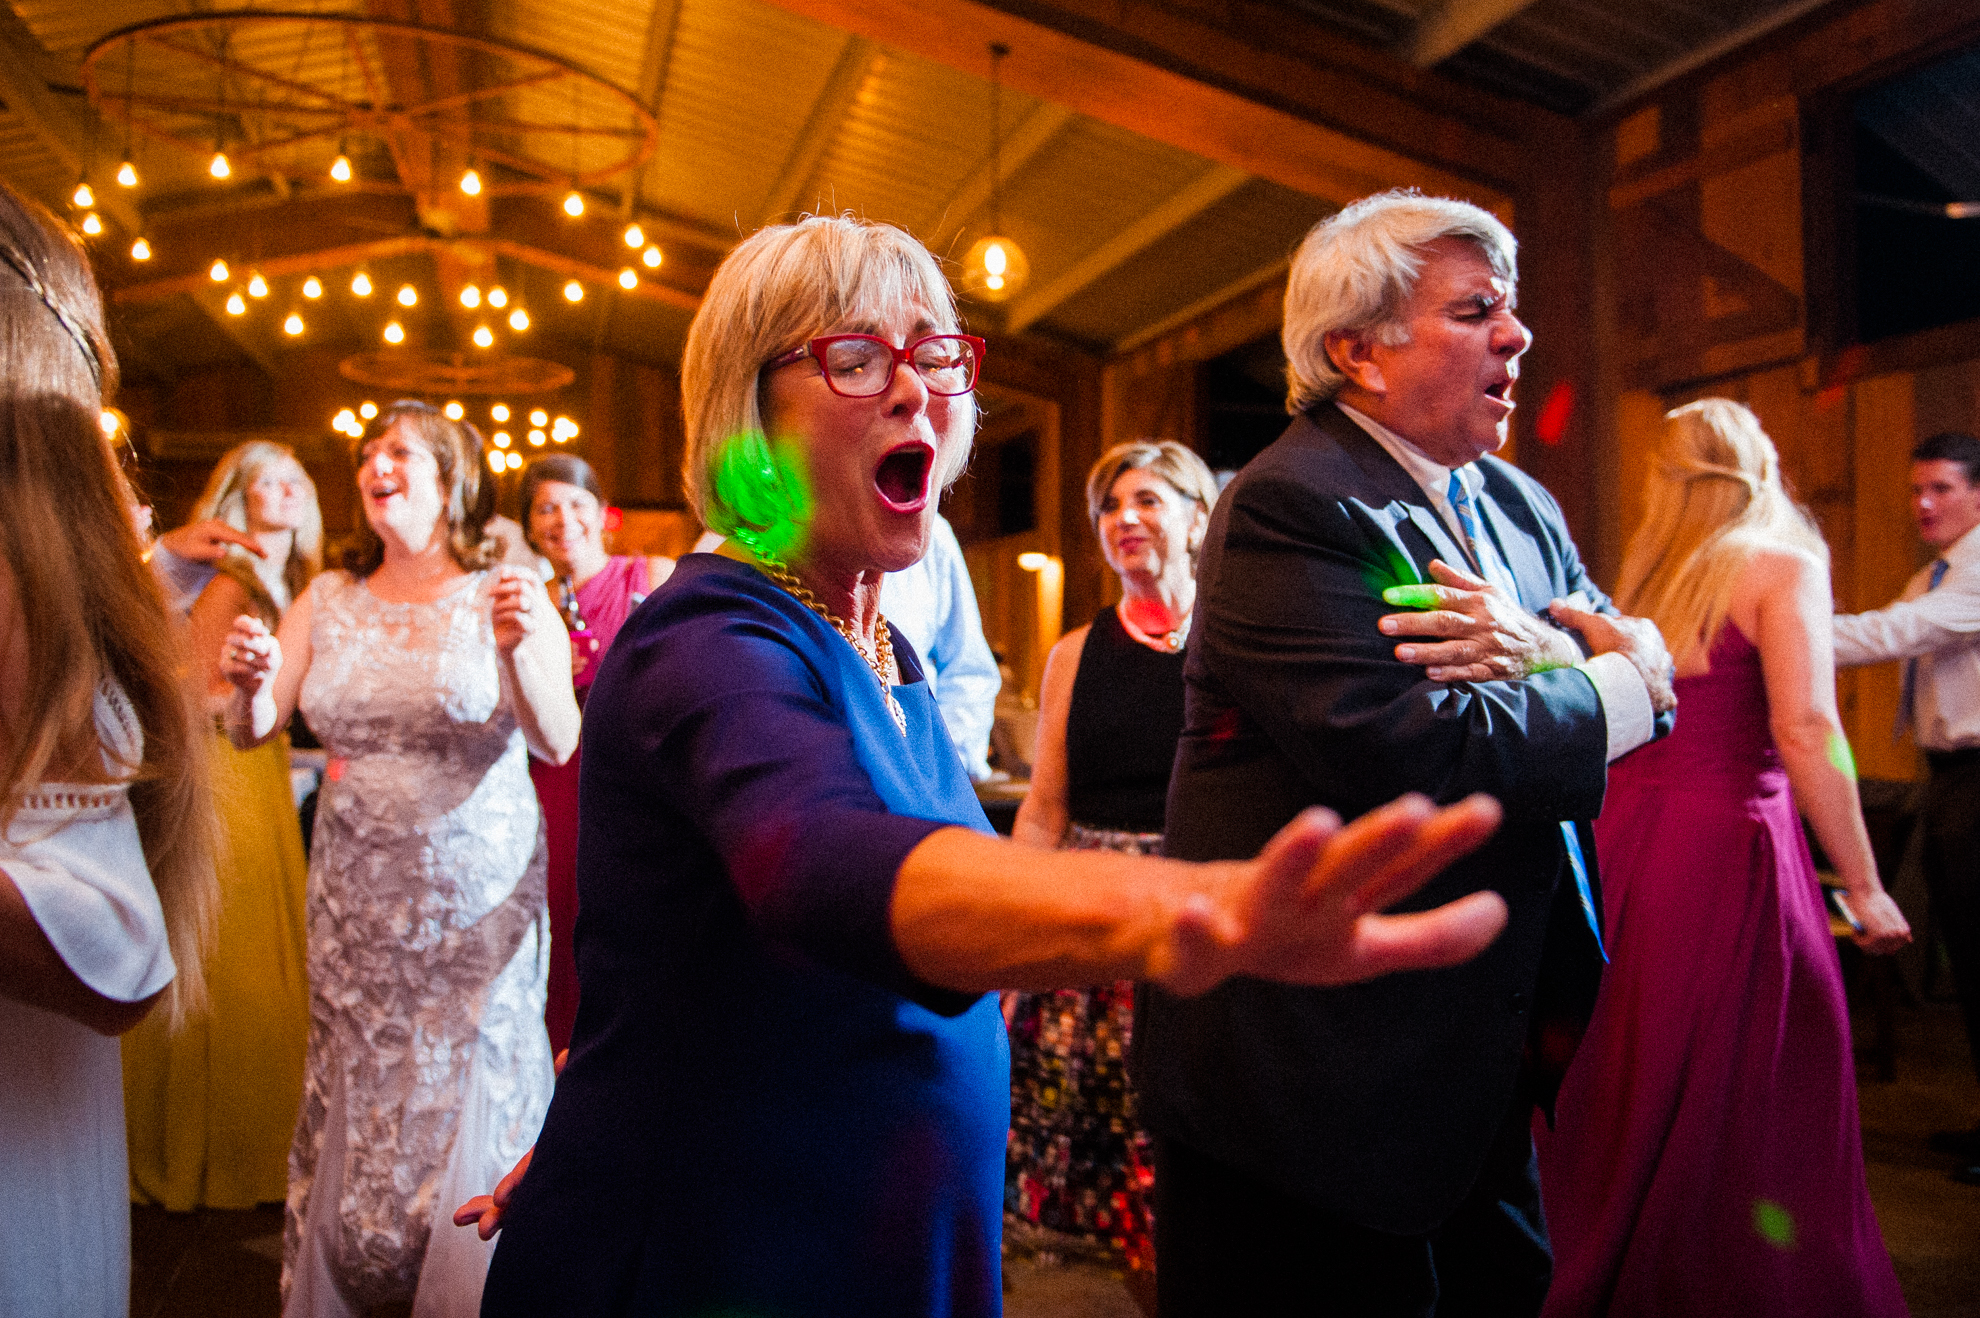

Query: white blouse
[[0, 682, 173, 1318]]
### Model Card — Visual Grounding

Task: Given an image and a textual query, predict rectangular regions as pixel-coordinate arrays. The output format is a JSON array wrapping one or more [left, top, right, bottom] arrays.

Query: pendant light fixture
[[961, 43, 1029, 305]]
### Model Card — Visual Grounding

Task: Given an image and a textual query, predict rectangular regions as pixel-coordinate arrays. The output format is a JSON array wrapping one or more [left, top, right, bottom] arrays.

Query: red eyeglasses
[[767, 333, 987, 398]]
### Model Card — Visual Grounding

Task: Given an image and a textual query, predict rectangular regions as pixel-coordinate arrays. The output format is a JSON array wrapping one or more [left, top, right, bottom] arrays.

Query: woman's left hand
[[491, 568, 544, 655], [1848, 889, 1912, 956], [1154, 793, 1509, 997]]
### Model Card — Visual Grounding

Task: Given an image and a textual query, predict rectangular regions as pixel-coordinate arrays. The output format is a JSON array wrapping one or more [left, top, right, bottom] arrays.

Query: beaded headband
[[0, 238, 103, 394]]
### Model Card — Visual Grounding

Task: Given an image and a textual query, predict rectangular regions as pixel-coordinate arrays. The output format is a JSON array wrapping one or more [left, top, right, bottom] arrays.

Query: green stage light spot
[[1753, 1198, 1797, 1249]]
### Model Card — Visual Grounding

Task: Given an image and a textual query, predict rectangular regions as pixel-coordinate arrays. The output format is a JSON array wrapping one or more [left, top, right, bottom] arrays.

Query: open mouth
[[1483, 378, 1515, 406], [874, 443, 934, 513]]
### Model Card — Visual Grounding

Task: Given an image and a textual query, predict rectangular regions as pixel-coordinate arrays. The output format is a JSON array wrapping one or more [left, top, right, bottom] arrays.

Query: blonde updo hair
[[680, 215, 973, 538], [190, 440, 322, 619], [1085, 439, 1220, 568], [1615, 398, 1827, 672]]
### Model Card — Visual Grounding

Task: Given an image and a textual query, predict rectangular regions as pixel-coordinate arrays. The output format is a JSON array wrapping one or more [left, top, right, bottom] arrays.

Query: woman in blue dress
[[466, 214, 1514, 1318]]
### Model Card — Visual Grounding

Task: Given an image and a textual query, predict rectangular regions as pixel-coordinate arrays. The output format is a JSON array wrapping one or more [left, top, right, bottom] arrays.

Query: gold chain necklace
[[751, 557, 907, 735]]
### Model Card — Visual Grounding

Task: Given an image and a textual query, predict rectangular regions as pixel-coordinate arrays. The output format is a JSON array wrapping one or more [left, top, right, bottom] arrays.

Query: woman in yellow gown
[[123, 441, 318, 1209]]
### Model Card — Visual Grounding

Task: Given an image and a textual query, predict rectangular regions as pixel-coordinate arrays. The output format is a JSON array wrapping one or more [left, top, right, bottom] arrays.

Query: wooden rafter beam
[[1405, 0, 1544, 69], [621, 0, 685, 218], [919, 101, 1074, 256], [756, 37, 883, 228], [0, 6, 144, 231], [1005, 163, 1249, 334], [750, 0, 1514, 212]]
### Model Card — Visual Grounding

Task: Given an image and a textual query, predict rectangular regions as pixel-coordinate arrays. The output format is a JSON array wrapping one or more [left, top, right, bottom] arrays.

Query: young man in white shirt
[[1833, 430, 1980, 1185]]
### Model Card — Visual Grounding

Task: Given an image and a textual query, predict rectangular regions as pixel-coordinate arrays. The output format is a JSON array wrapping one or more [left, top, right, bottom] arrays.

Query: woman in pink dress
[[519, 454, 674, 1053], [1536, 398, 1912, 1316]]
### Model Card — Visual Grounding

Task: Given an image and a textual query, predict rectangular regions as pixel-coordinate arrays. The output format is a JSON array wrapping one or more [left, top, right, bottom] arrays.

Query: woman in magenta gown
[[1536, 399, 1912, 1317], [520, 454, 674, 1053]]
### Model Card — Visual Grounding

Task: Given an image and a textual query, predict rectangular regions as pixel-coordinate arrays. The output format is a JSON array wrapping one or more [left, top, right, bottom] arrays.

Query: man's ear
[[1324, 329, 1385, 396]]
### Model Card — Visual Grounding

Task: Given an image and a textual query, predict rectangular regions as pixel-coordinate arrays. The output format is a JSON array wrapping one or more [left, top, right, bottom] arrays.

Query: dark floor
[[131, 1001, 1980, 1318]]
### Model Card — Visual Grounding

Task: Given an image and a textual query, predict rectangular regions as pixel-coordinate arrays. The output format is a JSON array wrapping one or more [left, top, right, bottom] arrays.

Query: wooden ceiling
[[0, 0, 1840, 385]]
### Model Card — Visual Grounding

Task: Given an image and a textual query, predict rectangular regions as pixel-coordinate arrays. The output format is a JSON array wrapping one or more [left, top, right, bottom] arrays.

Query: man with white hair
[[1136, 191, 1675, 1314]]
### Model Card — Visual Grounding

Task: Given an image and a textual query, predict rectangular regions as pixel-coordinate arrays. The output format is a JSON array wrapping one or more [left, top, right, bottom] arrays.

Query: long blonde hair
[[0, 182, 215, 1024], [1615, 398, 1827, 673], [190, 440, 322, 621]]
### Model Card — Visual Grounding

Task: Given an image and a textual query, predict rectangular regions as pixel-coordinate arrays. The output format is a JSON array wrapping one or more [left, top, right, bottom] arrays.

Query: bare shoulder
[[1739, 544, 1829, 600], [645, 555, 677, 588], [1047, 624, 1092, 672]]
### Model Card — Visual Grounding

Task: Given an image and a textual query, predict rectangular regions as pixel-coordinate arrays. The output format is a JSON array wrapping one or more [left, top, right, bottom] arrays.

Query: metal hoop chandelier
[[82, 12, 658, 198]]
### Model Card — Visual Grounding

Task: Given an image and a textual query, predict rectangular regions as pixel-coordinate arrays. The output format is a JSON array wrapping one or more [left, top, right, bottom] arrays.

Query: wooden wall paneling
[[1847, 370, 1921, 781], [1609, 389, 1667, 588]]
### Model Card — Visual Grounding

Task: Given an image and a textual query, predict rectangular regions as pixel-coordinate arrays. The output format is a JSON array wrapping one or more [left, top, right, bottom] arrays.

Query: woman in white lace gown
[[0, 181, 217, 1318], [221, 401, 579, 1318]]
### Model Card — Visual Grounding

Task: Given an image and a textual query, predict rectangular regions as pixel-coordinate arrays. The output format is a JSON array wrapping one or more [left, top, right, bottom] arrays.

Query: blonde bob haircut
[[1282, 190, 1518, 415], [681, 214, 972, 537], [190, 439, 322, 620], [0, 180, 216, 1025], [1614, 398, 1827, 674], [1085, 439, 1220, 567]]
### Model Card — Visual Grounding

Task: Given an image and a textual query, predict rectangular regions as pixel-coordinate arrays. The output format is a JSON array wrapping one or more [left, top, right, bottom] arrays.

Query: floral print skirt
[[1003, 823, 1160, 1273]]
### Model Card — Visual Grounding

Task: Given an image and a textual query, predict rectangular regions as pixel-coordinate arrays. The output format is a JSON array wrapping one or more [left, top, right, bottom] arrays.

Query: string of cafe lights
[[328, 400, 580, 474], [67, 151, 666, 329]]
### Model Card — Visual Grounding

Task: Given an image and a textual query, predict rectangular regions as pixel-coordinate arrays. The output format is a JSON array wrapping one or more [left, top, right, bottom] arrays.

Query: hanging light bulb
[[617, 268, 638, 291], [330, 154, 353, 183], [552, 416, 578, 440], [116, 160, 138, 188], [492, 429, 512, 448], [72, 182, 94, 209], [443, 401, 465, 420], [562, 189, 585, 218], [460, 284, 481, 309], [508, 307, 529, 331], [487, 287, 508, 308], [209, 151, 231, 180], [491, 403, 511, 423], [359, 401, 378, 420], [563, 280, 584, 303], [283, 312, 305, 336], [959, 43, 1029, 304], [302, 276, 323, 299], [333, 408, 358, 432], [529, 409, 549, 427], [527, 428, 547, 447], [80, 213, 103, 236], [351, 271, 373, 297], [210, 258, 230, 283], [472, 324, 494, 349], [100, 410, 120, 436], [486, 449, 505, 474], [225, 292, 247, 315], [460, 167, 482, 196], [130, 237, 151, 261], [383, 321, 405, 344], [623, 223, 643, 248], [396, 284, 418, 307], [642, 245, 662, 269], [247, 272, 269, 298]]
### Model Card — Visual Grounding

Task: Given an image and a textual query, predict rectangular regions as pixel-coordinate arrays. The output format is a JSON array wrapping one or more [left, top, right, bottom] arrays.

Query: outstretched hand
[[1379, 560, 1583, 682], [1153, 793, 1508, 998], [157, 517, 266, 564]]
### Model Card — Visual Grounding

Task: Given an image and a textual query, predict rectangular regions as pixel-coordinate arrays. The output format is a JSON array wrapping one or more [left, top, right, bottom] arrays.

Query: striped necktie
[[1897, 557, 1951, 733], [1447, 471, 1606, 961]]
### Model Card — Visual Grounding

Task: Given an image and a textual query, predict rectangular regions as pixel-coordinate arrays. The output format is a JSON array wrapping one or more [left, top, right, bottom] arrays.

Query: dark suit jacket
[[1136, 403, 1662, 1235]]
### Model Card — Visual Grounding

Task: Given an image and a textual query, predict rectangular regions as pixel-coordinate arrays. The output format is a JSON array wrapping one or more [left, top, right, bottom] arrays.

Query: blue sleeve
[[602, 577, 975, 1012], [921, 522, 999, 779]]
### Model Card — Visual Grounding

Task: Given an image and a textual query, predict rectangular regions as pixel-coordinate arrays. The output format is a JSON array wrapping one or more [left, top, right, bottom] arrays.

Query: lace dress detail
[[283, 572, 552, 1318]]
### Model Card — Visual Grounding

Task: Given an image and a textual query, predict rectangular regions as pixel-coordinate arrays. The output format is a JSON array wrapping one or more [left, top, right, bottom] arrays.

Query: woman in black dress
[[1008, 439, 1219, 1272]]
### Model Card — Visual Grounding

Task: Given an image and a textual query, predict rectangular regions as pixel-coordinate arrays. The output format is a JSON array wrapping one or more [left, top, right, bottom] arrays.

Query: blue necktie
[[1447, 471, 1606, 960], [1897, 557, 1950, 733]]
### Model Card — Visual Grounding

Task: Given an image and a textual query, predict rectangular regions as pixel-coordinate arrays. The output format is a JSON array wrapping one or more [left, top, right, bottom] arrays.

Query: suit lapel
[[1305, 406, 1473, 578]]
